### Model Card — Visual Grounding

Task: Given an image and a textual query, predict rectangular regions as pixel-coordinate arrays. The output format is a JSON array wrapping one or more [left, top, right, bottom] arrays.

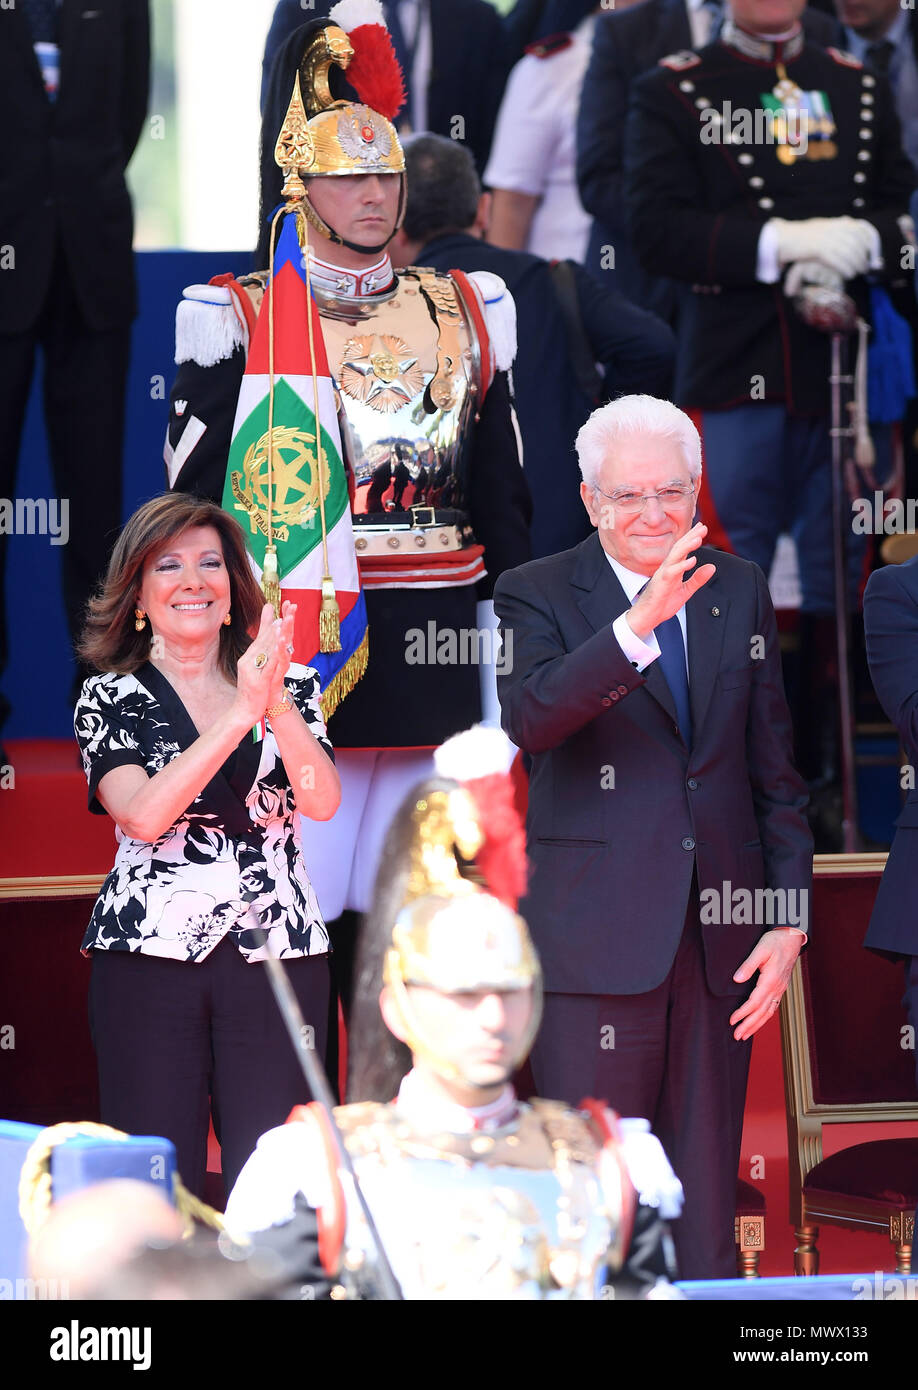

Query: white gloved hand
[[769, 217, 876, 279], [783, 259, 845, 299]]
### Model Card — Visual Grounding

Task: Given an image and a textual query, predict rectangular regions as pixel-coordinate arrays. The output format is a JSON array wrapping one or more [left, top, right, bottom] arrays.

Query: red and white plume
[[329, 0, 406, 121], [435, 726, 528, 911]]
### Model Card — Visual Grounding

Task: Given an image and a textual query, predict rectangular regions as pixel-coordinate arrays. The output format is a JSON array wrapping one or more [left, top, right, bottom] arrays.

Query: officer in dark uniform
[[623, 0, 915, 825]]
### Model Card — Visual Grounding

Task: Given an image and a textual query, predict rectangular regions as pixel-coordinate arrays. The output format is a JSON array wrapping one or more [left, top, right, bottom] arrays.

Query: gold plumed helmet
[[272, 1, 407, 250], [381, 729, 543, 1080]]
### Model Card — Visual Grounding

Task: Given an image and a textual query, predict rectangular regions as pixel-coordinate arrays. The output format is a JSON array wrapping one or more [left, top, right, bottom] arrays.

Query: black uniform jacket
[[576, 0, 843, 317], [624, 36, 916, 413]]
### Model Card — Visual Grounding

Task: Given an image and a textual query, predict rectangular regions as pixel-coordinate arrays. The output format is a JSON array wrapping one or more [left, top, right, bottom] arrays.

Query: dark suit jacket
[[417, 231, 674, 557], [0, 0, 149, 333], [262, 0, 509, 171], [864, 558, 918, 958], [494, 534, 812, 996], [575, 0, 844, 316]]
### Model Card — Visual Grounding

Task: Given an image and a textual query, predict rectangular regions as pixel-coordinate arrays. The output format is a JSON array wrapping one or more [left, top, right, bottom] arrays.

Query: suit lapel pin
[[711, 606, 720, 616]]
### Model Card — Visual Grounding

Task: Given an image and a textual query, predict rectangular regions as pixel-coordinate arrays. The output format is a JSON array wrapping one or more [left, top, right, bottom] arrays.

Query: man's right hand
[[625, 523, 716, 643]]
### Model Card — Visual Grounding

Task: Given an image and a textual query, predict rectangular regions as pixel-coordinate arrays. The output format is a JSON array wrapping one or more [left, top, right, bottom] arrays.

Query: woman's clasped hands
[[235, 600, 298, 724]]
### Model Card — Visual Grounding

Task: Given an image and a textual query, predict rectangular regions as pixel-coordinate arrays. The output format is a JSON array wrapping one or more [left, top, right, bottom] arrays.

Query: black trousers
[[89, 940, 330, 1200], [0, 245, 128, 725], [530, 899, 752, 1281]]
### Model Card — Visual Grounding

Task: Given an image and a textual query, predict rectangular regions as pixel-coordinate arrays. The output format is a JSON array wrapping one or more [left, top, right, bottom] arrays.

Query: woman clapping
[[74, 493, 340, 1197]]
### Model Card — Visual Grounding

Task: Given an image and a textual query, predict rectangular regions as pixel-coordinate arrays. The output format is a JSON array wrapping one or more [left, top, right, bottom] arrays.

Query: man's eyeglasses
[[594, 481, 697, 515]]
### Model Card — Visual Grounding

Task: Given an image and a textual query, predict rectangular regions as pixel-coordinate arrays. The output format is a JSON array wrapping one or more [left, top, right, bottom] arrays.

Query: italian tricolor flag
[[222, 210, 367, 719]]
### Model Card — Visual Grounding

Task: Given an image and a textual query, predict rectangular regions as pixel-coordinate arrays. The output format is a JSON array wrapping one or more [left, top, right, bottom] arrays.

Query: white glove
[[783, 259, 845, 299], [769, 217, 877, 279]]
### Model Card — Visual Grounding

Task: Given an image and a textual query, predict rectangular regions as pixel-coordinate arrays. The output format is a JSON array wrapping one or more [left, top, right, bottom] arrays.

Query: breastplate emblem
[[340, 334, 425, 413]]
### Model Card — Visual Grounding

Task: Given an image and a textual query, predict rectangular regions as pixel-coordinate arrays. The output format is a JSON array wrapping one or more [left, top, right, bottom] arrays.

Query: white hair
[[575, 395, 702, 490]]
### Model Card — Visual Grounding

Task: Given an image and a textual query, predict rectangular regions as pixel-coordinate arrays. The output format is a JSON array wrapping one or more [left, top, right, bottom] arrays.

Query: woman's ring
[[254, 653, 268, 669], [286, 642, 295, 655]]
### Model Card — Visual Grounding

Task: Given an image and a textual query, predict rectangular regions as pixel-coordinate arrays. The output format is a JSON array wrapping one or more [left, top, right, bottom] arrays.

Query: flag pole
[[300, 212, 341, 652], [261, 205, 287, 615], [250, 928, 402, 1301]]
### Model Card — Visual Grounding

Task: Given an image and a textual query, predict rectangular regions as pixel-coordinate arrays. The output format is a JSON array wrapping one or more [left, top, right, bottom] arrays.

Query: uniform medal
[[762, 63, 837, 165]]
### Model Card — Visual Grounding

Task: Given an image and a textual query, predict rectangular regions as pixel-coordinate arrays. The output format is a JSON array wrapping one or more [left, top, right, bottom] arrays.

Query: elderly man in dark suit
[[0, 0, 149, 735], [494, 394, 813, 1278]]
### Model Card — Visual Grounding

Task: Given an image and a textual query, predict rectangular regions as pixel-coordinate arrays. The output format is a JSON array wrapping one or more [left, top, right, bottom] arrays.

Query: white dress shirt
[[606, 551, 688, 676]]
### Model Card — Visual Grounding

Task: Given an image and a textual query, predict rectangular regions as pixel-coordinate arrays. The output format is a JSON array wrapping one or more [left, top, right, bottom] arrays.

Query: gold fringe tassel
[[319, 631, 369, 723], [319, 574, 341, 653], [173, 1173, 227, 1236]]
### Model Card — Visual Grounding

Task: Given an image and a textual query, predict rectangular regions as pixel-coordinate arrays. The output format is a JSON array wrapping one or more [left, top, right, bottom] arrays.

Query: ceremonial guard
[[224, 727, 683, 1300], [623, 0, 915, 827], [165, 2, 531, 941]]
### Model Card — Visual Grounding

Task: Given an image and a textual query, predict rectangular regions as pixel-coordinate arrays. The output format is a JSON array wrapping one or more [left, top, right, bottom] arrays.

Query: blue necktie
[[656, 613, 693, 748]]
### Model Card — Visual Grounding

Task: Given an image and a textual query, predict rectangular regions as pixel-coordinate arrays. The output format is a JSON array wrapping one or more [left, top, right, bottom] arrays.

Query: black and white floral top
[[74, 663, 333, 964]]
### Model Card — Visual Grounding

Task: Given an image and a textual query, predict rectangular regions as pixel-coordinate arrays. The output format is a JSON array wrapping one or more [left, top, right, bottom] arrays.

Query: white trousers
[[298, 748, 437, 919]]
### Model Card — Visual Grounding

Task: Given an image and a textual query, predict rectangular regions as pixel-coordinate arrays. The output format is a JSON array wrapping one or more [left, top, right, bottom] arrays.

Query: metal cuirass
[[315, 268, 483, 558], [238, 266, 483, 559], [330, 1100, 629, 1300]]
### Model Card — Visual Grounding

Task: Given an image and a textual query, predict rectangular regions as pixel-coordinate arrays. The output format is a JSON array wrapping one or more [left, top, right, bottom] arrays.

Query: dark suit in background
[[840, 3, 918, 174], [262, 0, 510, 172], [863, 557, 918, 1079], [0, 0, 150, 726], [575, 0, 844, 318], [495, 535, 812, 1277], [414, 231, 675, 558]]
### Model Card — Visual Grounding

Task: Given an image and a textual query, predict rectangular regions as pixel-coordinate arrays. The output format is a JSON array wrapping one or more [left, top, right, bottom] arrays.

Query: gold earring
[[223, 611, 232, 626], [134, 607, 147, 632]]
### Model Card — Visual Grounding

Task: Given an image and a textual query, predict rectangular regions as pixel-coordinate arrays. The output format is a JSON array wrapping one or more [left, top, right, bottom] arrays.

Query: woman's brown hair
[[78, 493, 267, 679]]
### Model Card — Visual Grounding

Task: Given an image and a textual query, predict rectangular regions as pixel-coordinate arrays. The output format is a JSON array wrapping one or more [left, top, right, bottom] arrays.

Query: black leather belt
[[354, 506, 469, 529]]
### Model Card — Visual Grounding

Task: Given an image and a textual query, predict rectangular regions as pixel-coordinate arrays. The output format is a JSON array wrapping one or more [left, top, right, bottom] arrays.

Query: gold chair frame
[[780, 852, 918, 1275], [0, 874, 106, 902]]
